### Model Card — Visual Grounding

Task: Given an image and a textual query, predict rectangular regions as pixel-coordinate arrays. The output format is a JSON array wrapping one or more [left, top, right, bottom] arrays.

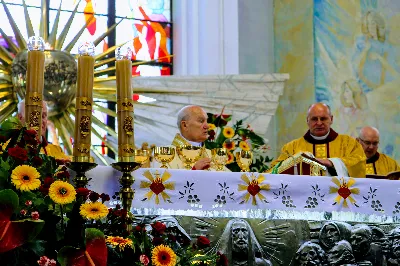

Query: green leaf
[[0, 159, 10, 172], [0, 117, 22, 131], [0, 189, 19, 215]]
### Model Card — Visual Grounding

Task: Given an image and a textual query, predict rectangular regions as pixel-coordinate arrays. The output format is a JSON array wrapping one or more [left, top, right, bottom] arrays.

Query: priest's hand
[[316, 158, 333, 167], [193, 158, 211, 170]]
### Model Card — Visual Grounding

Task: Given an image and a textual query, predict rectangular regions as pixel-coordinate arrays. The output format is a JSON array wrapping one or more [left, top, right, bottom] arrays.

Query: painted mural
[[315, 0, 400, 161]]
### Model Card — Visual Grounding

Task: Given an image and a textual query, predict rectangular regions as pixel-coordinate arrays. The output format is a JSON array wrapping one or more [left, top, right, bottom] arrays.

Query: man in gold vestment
[[17, 100, 71, 161], [270, 103, 366, 177], [157, 105, 229, 171], [357, 126, 399, 176]]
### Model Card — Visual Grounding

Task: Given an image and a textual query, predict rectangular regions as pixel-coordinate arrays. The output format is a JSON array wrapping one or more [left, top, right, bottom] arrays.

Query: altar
[[78, 166, 400, 265]]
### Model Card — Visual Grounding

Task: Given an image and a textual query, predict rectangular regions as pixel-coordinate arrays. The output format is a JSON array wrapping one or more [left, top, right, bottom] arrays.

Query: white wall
[[172, 0, 274, 76]]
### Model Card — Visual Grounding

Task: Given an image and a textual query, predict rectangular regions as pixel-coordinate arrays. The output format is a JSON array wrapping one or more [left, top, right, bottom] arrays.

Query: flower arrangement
[[0, 117, 229, 265], [205, 112, 273, 172]]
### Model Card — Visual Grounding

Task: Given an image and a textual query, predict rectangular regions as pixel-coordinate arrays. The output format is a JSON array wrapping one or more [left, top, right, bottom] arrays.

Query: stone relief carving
[[132, 215, 400, 265]]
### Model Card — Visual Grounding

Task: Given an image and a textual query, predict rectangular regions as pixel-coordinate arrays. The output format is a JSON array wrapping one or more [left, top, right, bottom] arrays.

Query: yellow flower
[[222, 127, 235, 138], [223, 141, 235, 151], [106, 236, 133, 251], [49, 181, 76, 205], [239, 141, 250, 151], [208, 123, 216, 130], [11, 165, 41, 191], [80, 201, 109, 220], [151, 244, 177, 266], [0, 138, 10, 154]]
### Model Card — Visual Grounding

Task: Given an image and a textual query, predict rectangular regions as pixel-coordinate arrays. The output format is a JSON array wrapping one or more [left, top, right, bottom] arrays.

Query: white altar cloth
[[78, 166, 400, 223]]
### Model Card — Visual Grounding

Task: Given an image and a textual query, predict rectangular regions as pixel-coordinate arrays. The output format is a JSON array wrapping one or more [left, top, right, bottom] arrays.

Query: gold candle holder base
[[111, 162, 141, 217], [67, 162, 97, 188]]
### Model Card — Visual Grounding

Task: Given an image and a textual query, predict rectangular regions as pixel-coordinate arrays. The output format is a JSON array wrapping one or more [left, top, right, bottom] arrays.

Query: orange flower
[[239, 141, 250, 151], [223, 141, 236, 151], [226, 151, 234, 164]]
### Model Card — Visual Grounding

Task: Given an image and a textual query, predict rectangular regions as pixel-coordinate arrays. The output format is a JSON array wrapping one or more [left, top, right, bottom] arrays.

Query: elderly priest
[[270, 103, 366, 177], [357, 126, 400, 176], [154, 105, 230, 171]]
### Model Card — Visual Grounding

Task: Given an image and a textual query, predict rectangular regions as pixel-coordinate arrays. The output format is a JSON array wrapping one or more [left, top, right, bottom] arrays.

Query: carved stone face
[[321, 224, 340, 249], [350, 230, 371, 257], [296, 245, 323, 266], [231, 220, 249, 252], [327, 242, 355, 266]]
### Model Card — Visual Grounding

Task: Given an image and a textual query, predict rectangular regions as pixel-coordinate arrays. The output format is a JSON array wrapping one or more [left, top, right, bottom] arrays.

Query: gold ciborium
[[133, 149, 151, 166], [236, 150, 253, 172], [211, 148, 228, 171], [154, 146, 175, 168], [176, 145, 203, 170]]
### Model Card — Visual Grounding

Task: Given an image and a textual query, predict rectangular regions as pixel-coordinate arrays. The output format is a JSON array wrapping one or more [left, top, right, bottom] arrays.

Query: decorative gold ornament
[[123, 116, 134, 136], [79, 116, 91, 138]]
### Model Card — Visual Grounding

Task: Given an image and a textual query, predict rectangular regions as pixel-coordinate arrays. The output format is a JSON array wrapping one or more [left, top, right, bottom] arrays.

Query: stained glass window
[[116, 0, 172, 76]]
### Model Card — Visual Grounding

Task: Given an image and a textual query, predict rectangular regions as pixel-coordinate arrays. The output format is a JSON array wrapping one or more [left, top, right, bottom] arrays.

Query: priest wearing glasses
[[357, 126, 399, 176], [269, 103, 366, 177]]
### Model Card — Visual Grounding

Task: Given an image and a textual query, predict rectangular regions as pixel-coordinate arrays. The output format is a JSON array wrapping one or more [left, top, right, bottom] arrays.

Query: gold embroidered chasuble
[[366, 152, 400, 176], [167, 133, 211, 169], [270, 129, 366, 178]]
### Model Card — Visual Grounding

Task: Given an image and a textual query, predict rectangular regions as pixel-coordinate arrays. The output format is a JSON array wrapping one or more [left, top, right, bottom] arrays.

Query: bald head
[[358, 126, 380, 158], [307, 103, 333, 136], [177, 105, 209, 142]]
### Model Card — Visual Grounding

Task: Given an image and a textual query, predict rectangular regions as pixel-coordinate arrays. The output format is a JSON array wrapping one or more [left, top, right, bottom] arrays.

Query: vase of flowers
[[204, 112, 273, 172]]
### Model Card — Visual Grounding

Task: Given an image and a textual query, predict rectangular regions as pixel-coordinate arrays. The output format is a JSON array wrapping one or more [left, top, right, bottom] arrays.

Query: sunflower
[[208, 123, 216, 130], [48, 181, 76, 205], [226, 151, 234, 164], [223, 140, 236, 151], [151, 244, 177, 266], [106, 236, 133, 251], [11, 165, 41, 191], [80, 201, 109, 220], [222, 127, 235, 138], [239, 141, 250, 151]]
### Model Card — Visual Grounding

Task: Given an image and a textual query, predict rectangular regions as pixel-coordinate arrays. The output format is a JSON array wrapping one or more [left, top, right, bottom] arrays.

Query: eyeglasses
[[359, 138, 379, 147]]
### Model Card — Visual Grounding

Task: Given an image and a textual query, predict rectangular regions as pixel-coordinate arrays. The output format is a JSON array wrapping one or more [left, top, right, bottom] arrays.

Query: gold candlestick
[[111, 47, 141, 221], [72, 42, 95, 163], [115, 47, 135, 162], [69, 42, 96, 188], [25, 36, 45, 137]]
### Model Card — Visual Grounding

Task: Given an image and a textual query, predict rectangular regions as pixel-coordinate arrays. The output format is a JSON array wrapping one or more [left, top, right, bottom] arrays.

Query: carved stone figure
[[293, 241, 328, 266], [319, 221, 352, 251], [327, 240, 357, 266], [387, 227, 400, 266], [350, 224, 376, 266], [215, 218, 272, 266]]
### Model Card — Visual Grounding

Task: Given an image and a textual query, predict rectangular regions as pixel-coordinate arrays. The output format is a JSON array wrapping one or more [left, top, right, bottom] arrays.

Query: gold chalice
[[154, 147, 175, 169], [176, 145, 203, 170], [212, 148, 228, 171], [133, 149, 151, 166], [236, 150, 253, 172]]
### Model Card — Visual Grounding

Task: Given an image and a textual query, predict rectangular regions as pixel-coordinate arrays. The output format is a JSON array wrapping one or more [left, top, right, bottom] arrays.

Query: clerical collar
[[182, 135, 202, 147], [303, 129, 339, 144], [366, 152, 380, 164], [311, 131, 330, 140]]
